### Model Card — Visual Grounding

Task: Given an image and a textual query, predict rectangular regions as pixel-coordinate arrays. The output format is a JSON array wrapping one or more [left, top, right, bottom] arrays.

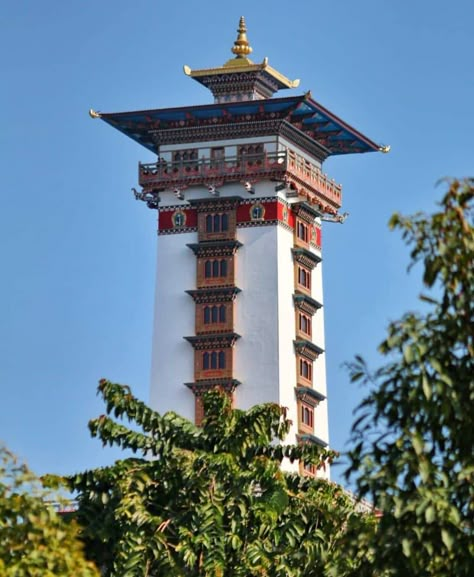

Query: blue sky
[[1, 0, 473, 485]]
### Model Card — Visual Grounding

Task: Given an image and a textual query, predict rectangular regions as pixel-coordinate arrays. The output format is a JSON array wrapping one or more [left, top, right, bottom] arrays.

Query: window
[[205, 213, 229, 233], [204, 259, 228, 279], [212, 260, 219, 277], [205, 261, 212, 278], [301, 404, 314, 428], [297, 221, 309, 243], [220, 259, 227, 277], [203, 305, 226, 325], [299, 313, 311, 337], [210, 147, 225, 168], [173, 149, 198, 167], [219, 304, 226, 322], [303, 462, 317, 477], [238, 143, 264, 165], [202, 350, 226, 370], [297, 266, 311, 290], [299, 358, 312, 382]]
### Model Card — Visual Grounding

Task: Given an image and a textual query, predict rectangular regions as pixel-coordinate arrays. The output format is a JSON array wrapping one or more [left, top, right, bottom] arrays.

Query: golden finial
[[89, 108, 101, 119], [231, 16, 253, 58], [379, 144, 391, 153]]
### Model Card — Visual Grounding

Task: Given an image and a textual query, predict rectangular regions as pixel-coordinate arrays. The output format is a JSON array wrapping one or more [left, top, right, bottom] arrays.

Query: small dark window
[[204, 306, 211, 324], [220, 260, 227, 277], [205, 261, 212, 278], [300, 359, 312, 381], [222, 213, 229, 231], [219, 305, 226, 323], [212, 260, 220, 277], [210, 351, 218, 369], [299, 313, 311, 335], [298, 266, 311, 290], [203, 352, 210, 370], [301, 404, 313, 428], [218, 351, 226, 369], [206, 215, 213, 232], [297, 222, 308, 242]]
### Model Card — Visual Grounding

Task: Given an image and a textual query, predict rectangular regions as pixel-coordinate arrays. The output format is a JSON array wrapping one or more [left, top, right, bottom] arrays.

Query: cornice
[[184, 333, 240, 350], [294, 339, 324, 361], [184, 379, 241, 394], [187, 240, 243, 257], [186, 287, 241, 303], [297, 433, 328, 448], [292, 247, 322, 270], [292, 202, 322, 222], [295, 386, 326, 407], [293, 293, 323, 316]]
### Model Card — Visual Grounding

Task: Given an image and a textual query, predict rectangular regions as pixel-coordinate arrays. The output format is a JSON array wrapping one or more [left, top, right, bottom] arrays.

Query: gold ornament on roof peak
[[231, 16, 253, 58]]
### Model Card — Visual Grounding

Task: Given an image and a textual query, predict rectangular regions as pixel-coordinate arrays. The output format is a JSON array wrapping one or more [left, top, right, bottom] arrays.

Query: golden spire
[[231, 16, 252, 58]]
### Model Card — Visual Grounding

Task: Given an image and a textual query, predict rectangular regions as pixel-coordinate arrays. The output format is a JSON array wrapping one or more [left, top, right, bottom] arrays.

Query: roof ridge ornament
[[231, 16, 253, 59]]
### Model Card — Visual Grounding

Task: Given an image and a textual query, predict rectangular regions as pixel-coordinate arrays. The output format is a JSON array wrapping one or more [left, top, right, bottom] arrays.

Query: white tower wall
[[149, 229, 197, 420]]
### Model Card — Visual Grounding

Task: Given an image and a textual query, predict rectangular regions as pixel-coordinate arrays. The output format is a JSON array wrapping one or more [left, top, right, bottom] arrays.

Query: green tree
[[0, 445, 99, 577], [68, 381, 369, 577], [342, 179, 474, 576]]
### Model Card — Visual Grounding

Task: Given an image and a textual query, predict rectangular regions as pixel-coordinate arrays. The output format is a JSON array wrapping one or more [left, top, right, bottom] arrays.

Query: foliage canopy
[[0, 445, 99, 577], [67, 382, 369, 577], [343, 178, 474, 577]]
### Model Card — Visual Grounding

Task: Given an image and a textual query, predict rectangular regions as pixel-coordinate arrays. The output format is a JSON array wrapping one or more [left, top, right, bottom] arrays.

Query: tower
[[91, 18, 385, 477]]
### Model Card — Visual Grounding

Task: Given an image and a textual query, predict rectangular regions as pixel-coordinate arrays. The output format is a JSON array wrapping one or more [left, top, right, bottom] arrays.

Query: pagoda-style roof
[[90, 17, 388, 157], [183, 17, 299, 101], [93, 93, 383, 156]]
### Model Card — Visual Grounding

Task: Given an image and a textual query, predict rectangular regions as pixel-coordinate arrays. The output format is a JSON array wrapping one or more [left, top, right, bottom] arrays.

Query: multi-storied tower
[[91, 18, 384, 476]]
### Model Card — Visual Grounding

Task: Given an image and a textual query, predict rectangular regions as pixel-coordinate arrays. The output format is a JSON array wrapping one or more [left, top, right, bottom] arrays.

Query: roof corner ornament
[[89, 108, 101, 119], [379, 144, 391, 153], [321, 212, 349, 224], [183, 65, 192, 76], [231, 16, 253, 58]]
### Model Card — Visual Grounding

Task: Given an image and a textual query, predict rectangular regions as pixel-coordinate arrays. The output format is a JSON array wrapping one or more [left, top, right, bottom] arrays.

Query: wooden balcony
[[138, 149, 342, 211]]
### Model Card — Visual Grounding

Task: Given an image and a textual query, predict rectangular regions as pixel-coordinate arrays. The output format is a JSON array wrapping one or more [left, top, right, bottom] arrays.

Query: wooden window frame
[[198, 257, 234, 288], [196, 302, 233, 334], [296, 264, 312, 295], [297, 355, 313, 387], [295, 217, 310, 248], [298, 400, 314, 434], [296, 311, 312, 339], [195, 349, 233, 380], [198, 210, 236, 242]]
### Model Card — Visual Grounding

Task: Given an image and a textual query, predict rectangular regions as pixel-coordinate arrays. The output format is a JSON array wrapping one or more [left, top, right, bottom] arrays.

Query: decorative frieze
[[292, 247, 322, 270], [187, 240, 242, 257], [293, 339, 324, 362], [295, 386, 326, 406], [293, 293, 323, 316], [184, 332, 240, 350], [186, 287, 241, 303]]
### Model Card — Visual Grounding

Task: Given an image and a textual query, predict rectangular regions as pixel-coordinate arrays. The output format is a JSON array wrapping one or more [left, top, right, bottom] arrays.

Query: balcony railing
[[138, 149, 342, 208], [286, 150, 342, 207], [139, 151, 287, 185]]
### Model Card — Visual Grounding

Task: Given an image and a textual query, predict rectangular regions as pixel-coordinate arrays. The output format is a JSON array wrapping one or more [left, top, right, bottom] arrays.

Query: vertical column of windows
[[292, 205, 323, 451], [186, 199, 241, 424]]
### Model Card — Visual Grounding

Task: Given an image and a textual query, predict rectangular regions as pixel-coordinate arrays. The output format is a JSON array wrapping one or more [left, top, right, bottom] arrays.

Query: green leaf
[[441, 529, 454, 551]]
